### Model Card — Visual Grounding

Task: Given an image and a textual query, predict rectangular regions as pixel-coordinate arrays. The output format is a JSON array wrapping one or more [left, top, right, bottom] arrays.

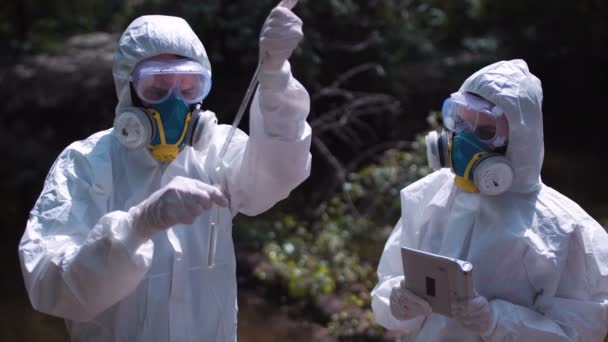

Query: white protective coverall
[[19, 15, 311, 341], [371, 59, 608, 341]]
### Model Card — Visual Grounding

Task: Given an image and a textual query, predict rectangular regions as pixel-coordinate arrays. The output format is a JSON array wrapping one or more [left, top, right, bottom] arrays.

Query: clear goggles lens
[[441, 92, 505, 144], [132, 59, 211, 105]]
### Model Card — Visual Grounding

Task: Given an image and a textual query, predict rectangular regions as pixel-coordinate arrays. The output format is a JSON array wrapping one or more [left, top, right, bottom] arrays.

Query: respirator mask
[[425, 92, 514, 196], [113, 58, 215, 162]]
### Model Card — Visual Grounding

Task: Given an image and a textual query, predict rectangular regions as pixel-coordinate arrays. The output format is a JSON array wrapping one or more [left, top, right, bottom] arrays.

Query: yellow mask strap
[[146, 109, 193, 162], [464, 152, 488, 180], [453, 151, 488, 193]]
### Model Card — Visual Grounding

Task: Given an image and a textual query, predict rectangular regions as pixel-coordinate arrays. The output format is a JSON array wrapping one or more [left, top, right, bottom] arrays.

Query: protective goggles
[[441, 92, 508, 147], [131, 59, 212, 105]]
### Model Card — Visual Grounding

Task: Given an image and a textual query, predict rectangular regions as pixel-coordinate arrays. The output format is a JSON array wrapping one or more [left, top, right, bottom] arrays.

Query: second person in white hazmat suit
[[371, 59, 608, 341], [19, 7, 311, 342]]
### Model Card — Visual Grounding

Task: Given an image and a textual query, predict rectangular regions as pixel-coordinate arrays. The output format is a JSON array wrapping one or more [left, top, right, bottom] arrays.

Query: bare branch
[[310, 63, 384, 102], [312, 137, 346, 184], [330, 63, 385, 89], [307, 62, 404, 201], [331, 31, 383, 53], [311, 94, 399, 133]]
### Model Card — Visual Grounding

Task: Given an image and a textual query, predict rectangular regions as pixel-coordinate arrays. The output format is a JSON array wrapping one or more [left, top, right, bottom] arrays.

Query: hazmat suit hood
[[459, 59, 544, 193], [112, 15, 212, 117]]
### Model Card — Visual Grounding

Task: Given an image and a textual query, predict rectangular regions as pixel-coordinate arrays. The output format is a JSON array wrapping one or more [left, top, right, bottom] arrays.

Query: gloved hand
[[452, 295, 494, 335], [389, 279, 433, 320], [259, 6, 303, 72], [128, 176, 228, 238]]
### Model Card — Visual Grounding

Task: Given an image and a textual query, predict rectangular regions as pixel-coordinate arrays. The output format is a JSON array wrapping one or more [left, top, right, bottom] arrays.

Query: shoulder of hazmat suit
[[371, 59, 608, 342], [18, 15, 311, 342]]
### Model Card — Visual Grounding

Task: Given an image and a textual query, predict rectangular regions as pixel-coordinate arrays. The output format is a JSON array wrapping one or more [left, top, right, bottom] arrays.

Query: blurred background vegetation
[[1, 0, 607, 341]]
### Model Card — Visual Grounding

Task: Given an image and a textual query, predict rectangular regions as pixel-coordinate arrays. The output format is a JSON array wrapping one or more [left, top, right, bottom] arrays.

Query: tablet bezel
[[400, 247, 474, 317]]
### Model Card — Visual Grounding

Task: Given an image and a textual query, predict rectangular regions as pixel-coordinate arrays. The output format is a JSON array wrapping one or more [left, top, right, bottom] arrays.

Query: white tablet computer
[[401, 247, 474, 317]]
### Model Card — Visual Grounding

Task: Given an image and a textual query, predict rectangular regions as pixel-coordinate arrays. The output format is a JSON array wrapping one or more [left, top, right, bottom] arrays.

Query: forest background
[[1, 0, 607, 340]]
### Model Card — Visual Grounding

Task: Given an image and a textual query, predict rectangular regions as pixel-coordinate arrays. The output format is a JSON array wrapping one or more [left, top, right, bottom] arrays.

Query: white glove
[[389, 280, 433, 320], [128, 176, 228, 238], [259, 6, 303, 72], [452, 295, 495, 335]]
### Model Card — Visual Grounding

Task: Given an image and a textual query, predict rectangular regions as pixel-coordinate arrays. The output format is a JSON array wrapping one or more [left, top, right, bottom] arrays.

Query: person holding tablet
[[371, 59, 608, 341]]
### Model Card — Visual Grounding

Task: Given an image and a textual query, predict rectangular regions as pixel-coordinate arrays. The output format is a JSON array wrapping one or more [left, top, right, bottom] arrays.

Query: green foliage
[[235, 130, 433, 337]]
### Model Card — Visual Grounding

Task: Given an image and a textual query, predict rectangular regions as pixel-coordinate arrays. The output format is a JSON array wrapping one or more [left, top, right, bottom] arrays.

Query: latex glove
[[259, 6, 303, 72], [128, 176, 228, 238], [452, 295, 494, 335], [389, 280, 433, 320]]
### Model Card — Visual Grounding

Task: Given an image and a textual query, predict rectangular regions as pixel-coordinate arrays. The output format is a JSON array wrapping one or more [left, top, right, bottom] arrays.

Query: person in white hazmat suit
[[19, 7, 311, 342], [371, 59, 608, 341]]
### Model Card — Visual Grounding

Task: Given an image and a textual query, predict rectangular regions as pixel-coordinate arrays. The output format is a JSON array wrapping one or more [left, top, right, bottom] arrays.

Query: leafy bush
[[235, 129, 434, 337]]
